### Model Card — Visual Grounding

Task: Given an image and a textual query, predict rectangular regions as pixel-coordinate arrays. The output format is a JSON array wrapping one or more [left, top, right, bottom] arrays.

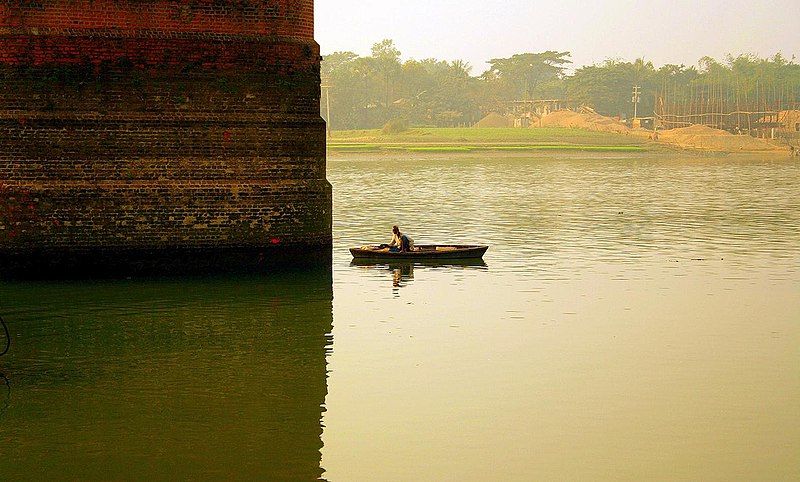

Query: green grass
[[325, 127, 652, 156], [328, 144, 646, 153], [328, 127, 646, 147], [326, 144, 378, 150]]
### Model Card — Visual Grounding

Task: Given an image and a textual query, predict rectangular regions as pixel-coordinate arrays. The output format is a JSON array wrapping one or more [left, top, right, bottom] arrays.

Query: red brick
[[0, 0, 330, 277]]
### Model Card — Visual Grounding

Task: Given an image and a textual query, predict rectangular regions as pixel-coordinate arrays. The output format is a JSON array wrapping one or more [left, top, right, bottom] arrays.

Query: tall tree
[[567, 58, 657, 117], [485, 51, 571, 100], [371, 39, 403, 111]]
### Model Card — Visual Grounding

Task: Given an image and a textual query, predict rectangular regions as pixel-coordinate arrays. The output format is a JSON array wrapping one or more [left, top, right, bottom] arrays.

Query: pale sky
[[315, 0, 799, 74]]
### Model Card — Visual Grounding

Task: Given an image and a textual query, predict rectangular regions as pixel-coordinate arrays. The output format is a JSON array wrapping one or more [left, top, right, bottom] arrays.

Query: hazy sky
[[315, 0, 799, 74]]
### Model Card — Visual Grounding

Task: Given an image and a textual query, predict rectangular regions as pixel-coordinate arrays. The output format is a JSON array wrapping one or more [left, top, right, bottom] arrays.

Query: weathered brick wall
[[0, 0, 331, 276]]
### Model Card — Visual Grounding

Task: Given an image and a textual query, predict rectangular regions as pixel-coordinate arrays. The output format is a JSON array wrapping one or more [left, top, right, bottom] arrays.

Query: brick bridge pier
[[0, 0, 331, 277]]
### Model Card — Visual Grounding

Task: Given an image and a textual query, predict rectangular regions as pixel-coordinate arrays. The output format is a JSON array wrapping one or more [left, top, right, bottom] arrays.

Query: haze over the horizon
[[315, 0, 799, 74]]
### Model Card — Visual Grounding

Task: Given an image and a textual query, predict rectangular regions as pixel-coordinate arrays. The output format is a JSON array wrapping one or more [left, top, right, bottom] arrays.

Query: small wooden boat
[[350, 244, 488, 260], [350, 257, 487, 269]]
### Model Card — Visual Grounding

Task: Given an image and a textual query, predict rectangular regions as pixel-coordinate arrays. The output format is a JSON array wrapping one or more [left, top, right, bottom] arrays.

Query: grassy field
[[326, 127, 649, 153]]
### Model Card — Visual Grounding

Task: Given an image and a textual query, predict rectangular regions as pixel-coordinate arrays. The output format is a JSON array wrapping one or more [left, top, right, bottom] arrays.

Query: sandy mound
[[657, 124, 780, 151], [475, 112, 512, 128], [536, 110, 630, 134]]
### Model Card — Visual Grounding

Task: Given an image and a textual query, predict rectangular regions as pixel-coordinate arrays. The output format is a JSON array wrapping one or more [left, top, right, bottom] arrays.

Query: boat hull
[[349, 245, 488, 260]]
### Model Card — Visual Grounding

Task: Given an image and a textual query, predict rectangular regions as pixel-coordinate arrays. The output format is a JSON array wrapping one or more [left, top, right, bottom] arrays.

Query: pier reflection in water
[[0, 269, 332, 480]]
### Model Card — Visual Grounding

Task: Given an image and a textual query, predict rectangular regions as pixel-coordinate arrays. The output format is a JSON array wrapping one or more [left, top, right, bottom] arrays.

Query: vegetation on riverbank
[[327, 127, 648, 153], [327, 123, 791, 155], [322, 41, 799, 131]]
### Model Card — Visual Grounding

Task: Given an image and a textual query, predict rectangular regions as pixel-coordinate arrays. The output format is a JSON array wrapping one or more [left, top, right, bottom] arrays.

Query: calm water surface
[[2, 153, 799, 481]]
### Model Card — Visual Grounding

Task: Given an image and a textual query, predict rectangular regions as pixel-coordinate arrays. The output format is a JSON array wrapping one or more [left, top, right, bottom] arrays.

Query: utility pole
[[631, 85, 641, 120]]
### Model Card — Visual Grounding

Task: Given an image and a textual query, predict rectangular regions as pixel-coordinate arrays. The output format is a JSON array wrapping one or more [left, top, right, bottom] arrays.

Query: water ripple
[[331, 155, 800, 275]]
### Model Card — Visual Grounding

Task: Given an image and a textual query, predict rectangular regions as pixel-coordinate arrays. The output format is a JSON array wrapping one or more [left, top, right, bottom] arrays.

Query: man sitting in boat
[[389, 225, 414, 252]]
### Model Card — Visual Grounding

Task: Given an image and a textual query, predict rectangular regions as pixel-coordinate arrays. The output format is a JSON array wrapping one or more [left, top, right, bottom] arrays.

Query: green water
[[2, 153, 799, 481], [0, 273, 332, 481]]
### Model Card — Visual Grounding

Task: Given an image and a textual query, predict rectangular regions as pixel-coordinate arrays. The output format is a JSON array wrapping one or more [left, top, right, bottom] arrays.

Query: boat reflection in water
[[0, 268, 333, 480], [350, 258, 488, 289]]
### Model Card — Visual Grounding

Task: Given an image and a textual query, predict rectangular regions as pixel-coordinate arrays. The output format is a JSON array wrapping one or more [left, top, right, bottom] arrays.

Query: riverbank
[[326, 124, 791, 157], [326, 127, 647, 156], [536, 110, 792, 154]]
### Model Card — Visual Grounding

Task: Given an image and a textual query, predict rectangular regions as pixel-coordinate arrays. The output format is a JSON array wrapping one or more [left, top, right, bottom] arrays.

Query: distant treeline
[[321, 39, 800, 130]]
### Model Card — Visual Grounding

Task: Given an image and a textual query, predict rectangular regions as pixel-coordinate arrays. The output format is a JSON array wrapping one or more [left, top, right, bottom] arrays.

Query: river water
[[1, 152, 799, 481]]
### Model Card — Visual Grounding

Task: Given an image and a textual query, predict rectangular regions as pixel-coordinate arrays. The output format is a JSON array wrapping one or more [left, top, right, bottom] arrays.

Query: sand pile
[[537, 110, 630, 134], [475, 112, 511, 128], [657, 124, 780, 152]]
